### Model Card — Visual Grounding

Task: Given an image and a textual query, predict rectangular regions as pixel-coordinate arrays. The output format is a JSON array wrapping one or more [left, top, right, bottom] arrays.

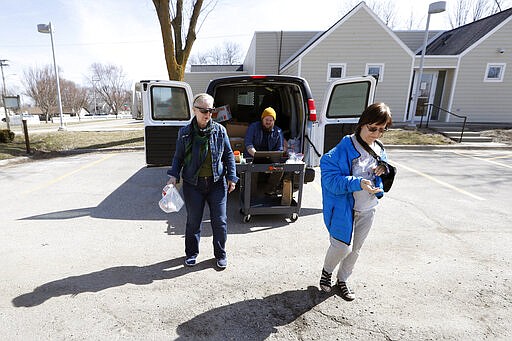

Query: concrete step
[[442, 131, 482, 137], [426, 126, 495, 143], [439, 132, 494, 143], [459, 136, 494, 143]]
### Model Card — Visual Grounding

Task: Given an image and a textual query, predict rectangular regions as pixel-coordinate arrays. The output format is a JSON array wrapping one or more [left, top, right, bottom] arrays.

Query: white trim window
[[327, 63, 346, 81], [365, 63, 384, 82], [484, 63, 506, 82]]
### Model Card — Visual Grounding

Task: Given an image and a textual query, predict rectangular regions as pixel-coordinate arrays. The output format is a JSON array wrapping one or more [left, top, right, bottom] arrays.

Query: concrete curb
[[0, 146, 144, 167], [385, 143, 512, 150]]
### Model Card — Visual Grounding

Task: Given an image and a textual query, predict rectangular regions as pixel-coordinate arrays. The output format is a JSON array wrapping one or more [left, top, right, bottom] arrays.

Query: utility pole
[[37, 22, 65, 131], [0, 59, 11, 131], [92, 78, 99, 115]]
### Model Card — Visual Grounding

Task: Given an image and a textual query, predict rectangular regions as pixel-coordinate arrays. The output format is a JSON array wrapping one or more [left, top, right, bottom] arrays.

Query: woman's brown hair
[[355, 102, 393, 135]]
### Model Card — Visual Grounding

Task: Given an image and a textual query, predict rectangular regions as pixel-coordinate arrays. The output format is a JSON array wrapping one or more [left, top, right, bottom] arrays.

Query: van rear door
[[310, 76, 376, 165], [141, 80, 194, 166]]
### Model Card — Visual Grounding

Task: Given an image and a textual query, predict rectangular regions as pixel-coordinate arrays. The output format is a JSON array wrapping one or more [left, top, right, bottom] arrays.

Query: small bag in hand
[[356, 133, 396, 192], [159, 184, 184, 213], [377, 160, 396, 192]]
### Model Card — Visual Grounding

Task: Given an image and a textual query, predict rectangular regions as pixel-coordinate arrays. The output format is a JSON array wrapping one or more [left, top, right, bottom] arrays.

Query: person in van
[[244, 107, 284, 195], [244, 107, 284, 156], [166, 93, 238, 269], [318, 102, 392, 300]]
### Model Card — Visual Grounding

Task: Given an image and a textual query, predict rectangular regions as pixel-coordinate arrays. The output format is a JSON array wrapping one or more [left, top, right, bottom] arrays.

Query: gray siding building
[[185, 2, 512, 124]]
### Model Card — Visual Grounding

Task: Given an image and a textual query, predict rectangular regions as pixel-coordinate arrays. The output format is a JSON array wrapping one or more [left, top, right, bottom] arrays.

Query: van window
[[326, 82, 371, 118], [237, 91, 255, 105], [151, 86, 189, 120]]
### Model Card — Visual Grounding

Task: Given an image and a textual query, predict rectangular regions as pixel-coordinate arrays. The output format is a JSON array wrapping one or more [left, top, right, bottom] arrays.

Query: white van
[[135, 75, 376, 181]]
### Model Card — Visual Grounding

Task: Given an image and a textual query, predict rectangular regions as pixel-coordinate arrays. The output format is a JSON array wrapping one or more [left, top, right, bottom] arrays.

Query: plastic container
[[234, 150, 241, 163]]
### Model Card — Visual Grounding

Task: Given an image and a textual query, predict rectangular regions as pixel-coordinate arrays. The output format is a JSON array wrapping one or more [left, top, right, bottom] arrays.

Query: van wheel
[[290, 213, 298, 222]]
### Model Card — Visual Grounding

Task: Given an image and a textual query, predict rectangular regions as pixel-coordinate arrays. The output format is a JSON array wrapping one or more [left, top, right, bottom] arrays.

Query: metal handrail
[[419, 104, 468, 143]]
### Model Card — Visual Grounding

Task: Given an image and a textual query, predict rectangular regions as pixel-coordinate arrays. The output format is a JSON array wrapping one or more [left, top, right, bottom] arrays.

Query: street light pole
[[92, 78, 99, 115], [408, 1, 446, 127], [0, 59, 10, 131], [37, 22, 65, 131]]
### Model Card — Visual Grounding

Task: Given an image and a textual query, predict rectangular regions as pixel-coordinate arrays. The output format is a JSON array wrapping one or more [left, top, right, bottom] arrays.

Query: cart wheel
[[290, 213, 299, 222], [243, 214, 251, 223]]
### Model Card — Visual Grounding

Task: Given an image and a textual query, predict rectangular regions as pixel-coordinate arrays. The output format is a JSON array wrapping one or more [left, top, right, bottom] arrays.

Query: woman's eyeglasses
[[366, 124, 388, 133], [194, 106, 215, 114]]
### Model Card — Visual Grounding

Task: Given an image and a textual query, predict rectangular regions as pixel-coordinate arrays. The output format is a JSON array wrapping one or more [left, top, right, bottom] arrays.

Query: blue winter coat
[[167, 120, 238, 186], [320, 135, 388, 244]]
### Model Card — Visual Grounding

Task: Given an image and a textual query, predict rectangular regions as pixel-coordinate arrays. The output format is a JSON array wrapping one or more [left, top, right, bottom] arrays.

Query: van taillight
[[250, 75, 267, 79], [308, 99, 317, 121]]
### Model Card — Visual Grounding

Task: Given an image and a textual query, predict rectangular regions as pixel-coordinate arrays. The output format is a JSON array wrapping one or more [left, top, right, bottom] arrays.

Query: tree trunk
[[153, 0, 204, 81]]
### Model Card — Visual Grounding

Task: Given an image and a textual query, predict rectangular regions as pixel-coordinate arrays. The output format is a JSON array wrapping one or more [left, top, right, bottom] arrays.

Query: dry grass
[[481, 129, 512, 144], [0, 130, 143, 160], [381, 128, 454, 145], [4, 126, 507, 162]]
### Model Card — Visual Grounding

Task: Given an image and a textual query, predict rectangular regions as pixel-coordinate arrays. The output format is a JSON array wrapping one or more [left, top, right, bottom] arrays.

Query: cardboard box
[[226, 122, 248, 137], [281, 179, 293, 206], [229, 137, 245, 153], [213, 105, 232, 123]]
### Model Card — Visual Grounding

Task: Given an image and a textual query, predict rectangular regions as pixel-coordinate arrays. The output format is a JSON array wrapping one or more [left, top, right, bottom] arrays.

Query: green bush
[[0, 129, 15, 143]]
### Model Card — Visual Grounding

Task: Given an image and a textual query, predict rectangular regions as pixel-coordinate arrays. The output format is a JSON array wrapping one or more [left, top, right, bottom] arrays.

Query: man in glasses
[[167, 93, 238, 269]]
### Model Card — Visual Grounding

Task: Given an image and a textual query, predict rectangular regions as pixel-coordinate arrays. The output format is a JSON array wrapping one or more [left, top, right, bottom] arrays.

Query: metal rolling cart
[[236, 161, 306, 223]]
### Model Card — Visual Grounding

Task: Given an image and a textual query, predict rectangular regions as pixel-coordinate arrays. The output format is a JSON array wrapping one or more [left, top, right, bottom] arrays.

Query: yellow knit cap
[[261, 107, 276, 121]]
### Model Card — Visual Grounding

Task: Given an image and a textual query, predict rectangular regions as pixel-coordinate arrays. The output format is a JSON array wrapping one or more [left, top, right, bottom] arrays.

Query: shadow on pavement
[[175, 286, 333, 341], [19, 167, 323, 236], [12, 257, 215, 307]]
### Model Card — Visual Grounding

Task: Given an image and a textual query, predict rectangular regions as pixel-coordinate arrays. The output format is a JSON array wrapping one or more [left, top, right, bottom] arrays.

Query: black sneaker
[[216, 257, 227, 269], [319, 269, 332, 293], [184, 255, 197, 267], [337, 280, 355, 301]]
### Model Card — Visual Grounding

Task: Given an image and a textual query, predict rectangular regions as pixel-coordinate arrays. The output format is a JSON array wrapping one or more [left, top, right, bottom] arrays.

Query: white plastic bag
[[159, 184, 185, 213]]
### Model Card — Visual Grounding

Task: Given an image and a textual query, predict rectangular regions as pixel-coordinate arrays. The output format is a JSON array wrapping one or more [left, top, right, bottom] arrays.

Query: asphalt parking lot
[[1, 148, 511, 340]]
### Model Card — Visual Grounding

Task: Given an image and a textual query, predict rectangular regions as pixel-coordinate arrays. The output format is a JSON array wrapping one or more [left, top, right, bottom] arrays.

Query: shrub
[[0, 129, 15, 143]]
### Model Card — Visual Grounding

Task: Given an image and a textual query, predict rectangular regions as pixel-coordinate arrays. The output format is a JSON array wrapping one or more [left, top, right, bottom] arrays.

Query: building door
[[409, 71, 440, 121]]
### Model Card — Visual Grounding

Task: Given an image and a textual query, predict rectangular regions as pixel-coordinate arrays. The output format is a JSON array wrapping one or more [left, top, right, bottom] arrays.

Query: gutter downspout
[[277, 31, 283, 75]]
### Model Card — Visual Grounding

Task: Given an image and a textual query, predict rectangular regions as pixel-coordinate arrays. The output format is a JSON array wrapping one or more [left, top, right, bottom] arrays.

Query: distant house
[[185, 2, 512, 124], [22, 106, 84, 121]]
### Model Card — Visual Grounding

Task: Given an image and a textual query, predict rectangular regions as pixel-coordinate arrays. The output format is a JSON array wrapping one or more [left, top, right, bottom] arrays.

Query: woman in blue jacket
[[167, 93, 238, 269], [319, 102, 392, 300]]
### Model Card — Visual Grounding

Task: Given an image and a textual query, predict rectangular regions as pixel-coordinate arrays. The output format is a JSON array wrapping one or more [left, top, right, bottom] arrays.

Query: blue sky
[[0, 0, 472, 96]]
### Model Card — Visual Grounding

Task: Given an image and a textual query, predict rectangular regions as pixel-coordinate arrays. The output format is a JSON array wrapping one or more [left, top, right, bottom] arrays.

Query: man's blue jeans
[[182, 176, 228, 260]]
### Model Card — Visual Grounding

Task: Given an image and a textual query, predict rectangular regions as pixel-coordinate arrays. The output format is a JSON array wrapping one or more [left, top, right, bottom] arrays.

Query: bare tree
[[188, 53, 209, 65], [491, 0, 505, 11], [223, 41, 243, 65], [448, 0, 507, 28], [366, 0, 397, 28], [340, 0, 398, 28], [22, 65, 57, 123], [471, 0, 490, 21], [60, 79, 89, 118], [450, 0, 470, 27], [152, 0, 217, 80], [405, 8, 423, 30], [189, 41, 243, 65], [88, 63, 130, 116]]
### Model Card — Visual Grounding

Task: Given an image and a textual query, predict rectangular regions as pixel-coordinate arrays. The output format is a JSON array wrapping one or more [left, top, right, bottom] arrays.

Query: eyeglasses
[[194, 106, 215, 114], [366, 124, 388, 133]]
